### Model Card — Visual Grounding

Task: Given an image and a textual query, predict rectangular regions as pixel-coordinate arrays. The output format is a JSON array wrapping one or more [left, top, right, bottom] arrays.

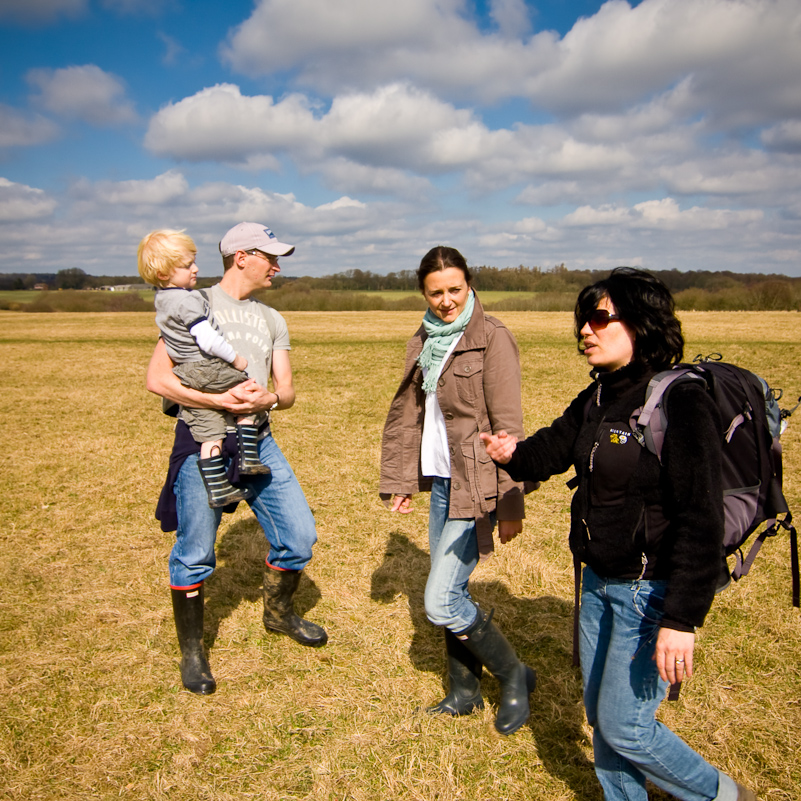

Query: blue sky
[[1, 0, 800, 278]]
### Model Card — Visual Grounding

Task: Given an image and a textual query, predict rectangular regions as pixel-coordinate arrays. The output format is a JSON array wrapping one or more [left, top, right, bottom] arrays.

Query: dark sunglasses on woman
[[585, 309, 622, 331]]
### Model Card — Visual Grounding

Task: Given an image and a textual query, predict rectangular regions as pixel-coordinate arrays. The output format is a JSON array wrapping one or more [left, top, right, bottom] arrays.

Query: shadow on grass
[[370, 531, 597, 800], [202, 516, 323, 648]]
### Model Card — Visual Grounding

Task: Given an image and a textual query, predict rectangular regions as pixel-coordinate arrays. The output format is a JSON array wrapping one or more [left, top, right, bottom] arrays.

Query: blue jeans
[[424, 477, 493, 632], [169, 433, 318, 587], [579, 566, 738, 801]]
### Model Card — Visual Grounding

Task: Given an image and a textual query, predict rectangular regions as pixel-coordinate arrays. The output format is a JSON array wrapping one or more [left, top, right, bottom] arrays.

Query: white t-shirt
[[420, 334, 463, 478]]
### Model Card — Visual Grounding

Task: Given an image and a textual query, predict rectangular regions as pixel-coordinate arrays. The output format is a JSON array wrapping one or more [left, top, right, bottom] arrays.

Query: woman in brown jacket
[[379, 246, 536, 735]]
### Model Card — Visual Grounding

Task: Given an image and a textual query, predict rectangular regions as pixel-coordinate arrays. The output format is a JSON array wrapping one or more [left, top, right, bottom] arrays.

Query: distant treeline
[[270, 262, 799, 291], [263, 264, 801, 311], [2, 264, 800, 312], [0, 268, 134, 291]]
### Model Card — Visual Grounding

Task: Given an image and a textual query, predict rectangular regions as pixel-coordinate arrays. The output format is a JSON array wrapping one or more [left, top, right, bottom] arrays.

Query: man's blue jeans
[[579, 565, 738, 801], [169, 434, 317, 587], [424, 477, 493, 632]]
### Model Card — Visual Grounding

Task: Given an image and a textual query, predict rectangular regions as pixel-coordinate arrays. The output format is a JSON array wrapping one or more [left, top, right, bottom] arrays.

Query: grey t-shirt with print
[[155, 287, 220, 364], [206, 284, 290, 388]]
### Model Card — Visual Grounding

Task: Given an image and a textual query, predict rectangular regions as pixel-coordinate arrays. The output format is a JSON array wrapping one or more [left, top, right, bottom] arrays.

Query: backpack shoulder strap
[[630, 368, 702, 462]]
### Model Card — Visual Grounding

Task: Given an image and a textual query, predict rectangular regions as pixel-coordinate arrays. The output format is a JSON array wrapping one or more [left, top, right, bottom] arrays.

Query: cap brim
[[262, 243, 295, 256]]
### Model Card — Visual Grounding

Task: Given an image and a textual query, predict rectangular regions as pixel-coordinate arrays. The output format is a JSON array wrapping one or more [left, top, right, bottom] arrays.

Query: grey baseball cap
[[218, 222, 295, 257]]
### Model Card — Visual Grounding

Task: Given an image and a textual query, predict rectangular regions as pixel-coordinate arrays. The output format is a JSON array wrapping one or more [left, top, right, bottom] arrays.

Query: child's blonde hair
[[137, 229, 196, 287]]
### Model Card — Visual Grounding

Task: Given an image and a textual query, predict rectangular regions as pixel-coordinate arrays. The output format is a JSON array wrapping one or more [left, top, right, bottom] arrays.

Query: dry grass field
[[1, 309, 799, 801]]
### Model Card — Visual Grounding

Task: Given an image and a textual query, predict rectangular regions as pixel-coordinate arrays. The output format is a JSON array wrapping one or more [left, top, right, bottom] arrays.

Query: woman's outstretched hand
[[480, 430, 518, 464]]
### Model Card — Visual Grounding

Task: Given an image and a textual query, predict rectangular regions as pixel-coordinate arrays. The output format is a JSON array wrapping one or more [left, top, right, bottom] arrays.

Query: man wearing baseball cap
[[147, 222, 327, 695], [218, 221, 295, 258]]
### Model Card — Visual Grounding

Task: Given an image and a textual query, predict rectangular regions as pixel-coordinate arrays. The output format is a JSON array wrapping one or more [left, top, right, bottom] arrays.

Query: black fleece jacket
[[503, 362, 725, 631]]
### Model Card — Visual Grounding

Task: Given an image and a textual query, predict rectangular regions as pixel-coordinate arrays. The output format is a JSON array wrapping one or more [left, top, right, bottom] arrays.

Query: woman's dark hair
[[416, 246, 472, 291], [574, 267, 684, 369]]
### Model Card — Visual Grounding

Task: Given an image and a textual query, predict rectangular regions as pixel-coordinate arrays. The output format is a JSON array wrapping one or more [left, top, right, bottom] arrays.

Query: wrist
[[269, 391, 280, 412]]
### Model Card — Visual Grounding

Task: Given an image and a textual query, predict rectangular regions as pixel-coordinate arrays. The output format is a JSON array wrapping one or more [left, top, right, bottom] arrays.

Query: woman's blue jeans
[[579, 565, 738, 801], [424, 477, 492, 632], [169, 433, 317, 587]]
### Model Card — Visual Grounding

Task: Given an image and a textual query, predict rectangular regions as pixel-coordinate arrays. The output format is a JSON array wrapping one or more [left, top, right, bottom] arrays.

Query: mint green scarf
[[417, 289, 475, 393]]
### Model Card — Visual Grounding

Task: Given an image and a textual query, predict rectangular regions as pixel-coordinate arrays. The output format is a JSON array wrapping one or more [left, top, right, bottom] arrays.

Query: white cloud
[[509, 216, 548, 235], [0, 104, 60, 147], [321, 84, 477, 167], [316, 158, 433, 199], [141, 77, 801, 215], [570, 78, 700, 144], [517, 0, 801, 125], [144, 81, 648, 189], [515, 180, 583, 206], [27, 64, 137, 125], [144, 84, 317, 162], [79, 170, 189, 206], [0, 178, 57, 221], [563, 198, 763, 232], [661, 152, 801, 198], [221, 0, 468, 76], [144, 82, 479, 170], [0, 169, 796, 277], [0, 171, 396, 276], [220, 0, 557, 103], [489, 0, 532, 38], [218, 0, 801, 126]]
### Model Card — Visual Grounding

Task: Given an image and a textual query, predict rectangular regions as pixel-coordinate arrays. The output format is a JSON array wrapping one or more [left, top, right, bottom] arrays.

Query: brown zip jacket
[[379, 294, 527, 557]]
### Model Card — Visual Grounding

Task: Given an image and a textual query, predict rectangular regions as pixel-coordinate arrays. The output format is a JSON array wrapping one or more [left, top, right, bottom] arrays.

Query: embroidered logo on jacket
[[609, 428, 630, 445]]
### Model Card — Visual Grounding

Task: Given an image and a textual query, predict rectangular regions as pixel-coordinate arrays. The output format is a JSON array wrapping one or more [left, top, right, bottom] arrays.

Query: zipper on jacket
[[636, 553, 648, 581], [582, 518, 591, 541], [588, 441, 599, 473]]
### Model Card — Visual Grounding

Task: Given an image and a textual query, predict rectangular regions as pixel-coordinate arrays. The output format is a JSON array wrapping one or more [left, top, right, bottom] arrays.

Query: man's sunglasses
[[584, 309, 622, 331]]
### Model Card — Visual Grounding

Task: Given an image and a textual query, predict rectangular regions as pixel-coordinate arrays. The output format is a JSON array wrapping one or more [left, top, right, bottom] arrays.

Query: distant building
[[99, 284, 153, 292], [33, 283, 49, 291]]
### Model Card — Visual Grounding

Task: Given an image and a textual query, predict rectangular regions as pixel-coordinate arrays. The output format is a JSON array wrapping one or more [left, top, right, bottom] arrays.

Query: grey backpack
[[632, 354, 798, 606]]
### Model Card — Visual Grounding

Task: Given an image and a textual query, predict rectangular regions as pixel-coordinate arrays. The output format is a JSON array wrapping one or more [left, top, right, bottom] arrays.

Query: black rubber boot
[[236, 425, 271, 476], [171, 584, 216, 695], [427, 627, 484, 716], [458, 606, 536, 735], [262, 564, 328, 647], [197, 454, 253, 508]]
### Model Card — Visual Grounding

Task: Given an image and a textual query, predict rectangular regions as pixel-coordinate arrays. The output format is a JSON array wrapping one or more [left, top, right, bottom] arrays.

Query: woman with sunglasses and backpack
[[380, 245, 536, 736], [482, 268, 756, 801]]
